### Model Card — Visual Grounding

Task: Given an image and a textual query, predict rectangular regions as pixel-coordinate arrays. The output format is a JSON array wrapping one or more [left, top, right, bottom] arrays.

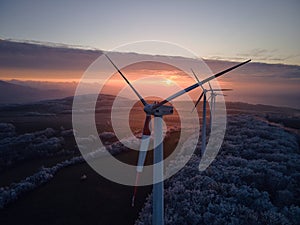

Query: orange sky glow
[[1, 51, 299, 108], [0, 64, 289, 102]]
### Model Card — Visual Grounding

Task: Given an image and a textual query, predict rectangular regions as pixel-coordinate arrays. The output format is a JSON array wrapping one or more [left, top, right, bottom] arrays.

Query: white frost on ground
[[0, 127, 65, 169], [135, 115, 300, 225], [0, 133, 138, 208], [0, 156, 83, 208]]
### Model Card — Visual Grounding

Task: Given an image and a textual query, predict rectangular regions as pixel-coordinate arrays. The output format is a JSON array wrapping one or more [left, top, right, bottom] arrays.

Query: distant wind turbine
[[191, 70, 232, 155], [206, 82, 231, 129], [105, 54, 250, 225]]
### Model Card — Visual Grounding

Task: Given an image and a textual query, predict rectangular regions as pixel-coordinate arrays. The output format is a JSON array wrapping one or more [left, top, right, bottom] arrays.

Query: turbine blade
[[201, 59, 251, 83], [105, 54, 148, 106], [132, 114, 152, 207], [153, 59, 251, 109], [191, 68, 204, 91], [192, 92, 204, 112], [191, 68, 200, 83], [136, 114, 151, 172], [212, 88, 233, 91], [208, 81, 213, 92], [132, 172, 140, 207]]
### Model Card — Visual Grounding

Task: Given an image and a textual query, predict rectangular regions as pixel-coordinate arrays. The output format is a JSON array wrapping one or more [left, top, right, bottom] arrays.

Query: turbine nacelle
[[144, 104, 174, 116]]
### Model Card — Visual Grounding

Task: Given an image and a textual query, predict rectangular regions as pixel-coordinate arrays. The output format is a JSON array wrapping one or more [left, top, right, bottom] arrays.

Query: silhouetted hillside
[[0, 80, 70, 104]]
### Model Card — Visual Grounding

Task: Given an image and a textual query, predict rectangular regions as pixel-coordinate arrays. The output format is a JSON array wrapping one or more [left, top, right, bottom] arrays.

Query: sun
[[164, 79, 173, 86]]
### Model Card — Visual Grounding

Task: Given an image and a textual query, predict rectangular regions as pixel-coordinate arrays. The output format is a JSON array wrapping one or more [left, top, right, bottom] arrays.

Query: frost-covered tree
[[135, 115, 300, 225], [0, 127, 65, 170]]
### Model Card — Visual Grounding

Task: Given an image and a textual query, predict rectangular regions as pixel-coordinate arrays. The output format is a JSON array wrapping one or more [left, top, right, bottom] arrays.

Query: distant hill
[[0, 80, 70, 104]]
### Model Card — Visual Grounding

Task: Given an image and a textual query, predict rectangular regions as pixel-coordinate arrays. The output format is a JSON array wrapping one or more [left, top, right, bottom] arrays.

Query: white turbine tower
[[191, 70, 232, 155], [105, 54, 250, 225]]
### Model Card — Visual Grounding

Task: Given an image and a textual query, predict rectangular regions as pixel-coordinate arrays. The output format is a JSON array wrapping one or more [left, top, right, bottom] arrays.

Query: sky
[[0, 40, 299, 108], [1, 0, 300, 65]]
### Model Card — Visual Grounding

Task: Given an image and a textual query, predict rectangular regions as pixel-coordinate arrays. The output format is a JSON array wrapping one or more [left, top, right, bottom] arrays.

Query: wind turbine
[[105, 54, 250, 225], [206, 82, 231, 129], [191, 70, 232, 155]]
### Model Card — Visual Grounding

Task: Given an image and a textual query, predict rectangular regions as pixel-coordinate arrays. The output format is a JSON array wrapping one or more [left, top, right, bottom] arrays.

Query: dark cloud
[[0, 39, 102, 70]]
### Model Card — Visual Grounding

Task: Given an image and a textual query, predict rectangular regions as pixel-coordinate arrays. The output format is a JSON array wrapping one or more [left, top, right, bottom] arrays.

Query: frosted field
[[0, 96, 299, 225]]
